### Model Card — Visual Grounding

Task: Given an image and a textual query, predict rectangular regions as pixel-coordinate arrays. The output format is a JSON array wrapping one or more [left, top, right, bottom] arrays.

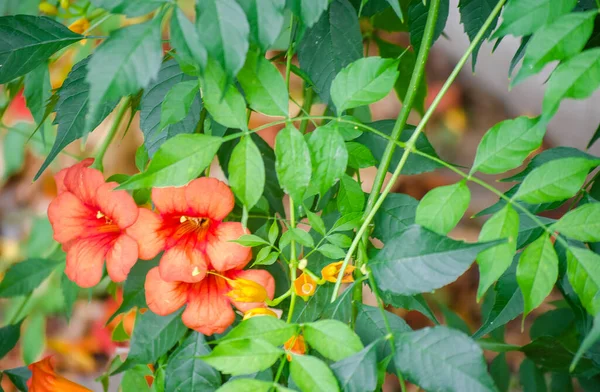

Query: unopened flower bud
[[321, 261, 355, 283], [227, 278, 268, 303], [243, 307, 277, 320]]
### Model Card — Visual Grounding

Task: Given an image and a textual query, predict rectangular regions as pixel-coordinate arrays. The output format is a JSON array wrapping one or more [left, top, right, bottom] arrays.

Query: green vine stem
[[91, 96, 131, 172]]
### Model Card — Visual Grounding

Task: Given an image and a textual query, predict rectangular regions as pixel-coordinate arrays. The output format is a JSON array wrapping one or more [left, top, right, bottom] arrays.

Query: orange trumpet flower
[[28, 357, 92, 391], [47, 159, 143, 288], [127, 177, 252, 283]]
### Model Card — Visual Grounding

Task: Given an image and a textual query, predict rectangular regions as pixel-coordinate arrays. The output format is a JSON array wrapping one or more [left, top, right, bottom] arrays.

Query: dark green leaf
[[551, 373, 574, 392], [0, 322, 21, 359], [0, 15, 82, 83], [170, 7, 207, 73], [458, 0, 501, 69], [237, 0, 285, 52], [377, 291, 439, 323], [289, 354, 340, 392], [202, 339, 283, 376], [229, 136, 265, 209], [222, 317, 297, 346], [238, 50, 288, 116], [519, 358, 547, 392], [355, 304, 411, 355], [287, 0, 329, 28], [490, 354, 511, 392], [372, 193, 417, 243], [90, 0, 167, 16], [23, 63, 51, 124], [307, 124, 348, 196], [304, 319, 364, 361], [166, 332, 221, 392], [2, 367, 30, 392], [107, 258, 157, 324], [415, 180, 471, 235], [61, 272, 79, 321], [523, 336, 596, 374], [529, 308, 574, 340], [291, 283, 333, 323], [408, 0, 449, 53], [494, 0, 577, 38], [275, 124, 311, 202], [331, 341, 379, 392], [323, 282, 355, 323], [0, 258, 61, 297], [159, 80, 199, 130], [572, 313, 600, 371]]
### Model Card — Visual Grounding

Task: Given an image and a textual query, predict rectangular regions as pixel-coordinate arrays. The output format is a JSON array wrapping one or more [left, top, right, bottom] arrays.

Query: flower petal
[[185, 177, 234, 221], [28, 357, 93, 392], [144, 267, 187, 316], [54, 158, 95, 195], [63, 160, 105, 206], [95, 182, 139, 228], [152, 186, 188, 216], [229, 269, 276, 312], [105, 234, 138, 283], [48, 191, 98, 244], [66, 236, 112, 288], [206, 222, 251, 272], [126, 208, 165, 260], [159, 243, 208, 283], [182, 276, 235, 335]]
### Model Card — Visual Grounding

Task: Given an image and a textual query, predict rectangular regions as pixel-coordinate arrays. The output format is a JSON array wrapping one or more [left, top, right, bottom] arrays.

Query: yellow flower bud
[[321, 261, 355, 283], [243, 307, 277, 320], [227, 278, 268, 303], [39, 2, 58, 15], [68, 18, 90, 35], [284, 335, 306, 361], [60, 0, 70, 9], [293, 272, 316, 297]]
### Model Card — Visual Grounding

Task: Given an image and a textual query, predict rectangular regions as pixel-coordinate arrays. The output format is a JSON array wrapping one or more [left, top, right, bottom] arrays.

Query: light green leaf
[[222, 317, 297, 346], [119, 134, 222, 189], [201, 59, 248, 130], [196, 0, 249, 79], [317, 244, 346, 259], [566, 246, 600, 315], [346, 141, 377, 169], [472, 116, 546, 175], [238, 50, 288, 116], [159, 80, 199, 130], [394, 327, 497, 392], [307, 124, 348, 196], [90, 0, 167, 16], [408, 0, 449, 53], [237, 0, 285, 52], [337, 174, 365, 214], [289, 354, 340, 392], [331, 342, 379, 392], [86, 19, 162, 130], [23, 63, 51, 124], [306, 210, 327, 236], [553, 203, 600, 242], [170, 7, 207, 72], [280, 227, 315, 249], [120, 365, 153, 392], [514, 157, 600, 203], [0, 15, 83, 83], [229, 136, 265, 209], [287, 0, 328, 28], [233, 234, 269, 247], [371, 225, 500, 295], [202, 339, 283, 376], [3, 126, 27, 179], [513, 11, 596, 86], [274, 124, 312, 202], [304, 320, 364, 362], [493, 0, 577, 38], [0, 258, 61, 297], [330, 56, 399, 114], [216, 379, 274, 392], [476, 204, 519, 300], [165, 332, 221, 391], [22, 314, 44, 364], [415, 181, 471, 235], [543, 48, 600, 118], [516, 234, 558, 318]]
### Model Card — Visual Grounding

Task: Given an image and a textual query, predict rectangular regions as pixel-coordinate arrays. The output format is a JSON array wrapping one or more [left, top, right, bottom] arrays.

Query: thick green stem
[[91, 97, 131, 171], [299, 86, 314, 134]]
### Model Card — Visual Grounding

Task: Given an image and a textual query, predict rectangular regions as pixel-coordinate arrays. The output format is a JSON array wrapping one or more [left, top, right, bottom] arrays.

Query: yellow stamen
[[192, 267, 201, 277], [180, 216, 187, 223], [96, 211, 105, 219]]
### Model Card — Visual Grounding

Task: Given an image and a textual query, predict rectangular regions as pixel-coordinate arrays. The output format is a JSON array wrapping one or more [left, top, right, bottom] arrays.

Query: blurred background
[[1, 0, 598, 390]]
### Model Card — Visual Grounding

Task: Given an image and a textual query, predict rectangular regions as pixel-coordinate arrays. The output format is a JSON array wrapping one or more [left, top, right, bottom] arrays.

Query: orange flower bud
[[227, 278, 268, 303], [284, 335, 306, 361], [321, 261, 355, 283], [294, 272, 316, 297], [60, 0, 70, 9], [39, 2, 58, 15], [28, 357, 92, 391], [243, 307, 277, 320], [68, 18, 90, 35]]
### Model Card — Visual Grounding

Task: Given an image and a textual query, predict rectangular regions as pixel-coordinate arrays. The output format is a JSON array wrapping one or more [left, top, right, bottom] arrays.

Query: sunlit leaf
[[493, 0, 577, 38], [229, 136, 265, 209], [415, 180, 471, 235]]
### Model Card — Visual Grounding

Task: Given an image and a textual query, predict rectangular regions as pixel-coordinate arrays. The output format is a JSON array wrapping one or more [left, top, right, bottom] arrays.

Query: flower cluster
[[48, 160, 274, 335]]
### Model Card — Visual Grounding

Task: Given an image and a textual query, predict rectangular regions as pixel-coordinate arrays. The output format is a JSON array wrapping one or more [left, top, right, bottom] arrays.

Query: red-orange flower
[[48, 159, 141, 288], [28, 357, 92, 391], [144, 261, 275, 335], [127, 177, 251, 283]]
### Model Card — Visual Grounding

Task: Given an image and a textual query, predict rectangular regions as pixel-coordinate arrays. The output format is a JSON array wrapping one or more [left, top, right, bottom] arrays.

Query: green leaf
[[317, 244, 346, 259], [2, 367, 30, 392], [517, 234, 559, 318], [196, 0, 249, 79], [323, 282, 355, 323], [170, 7, 207, 72], [514, 157, 600, 203], [346, 142, 377, 169], [287, 0, 329, 27], [3, 125, 27, 179], [0, 258, 61, 297], [331, 341, 379, 392], [297, 0, 363, 104], [566, 246, 600, 314], [304, 320, 364, 361], [553, 203, 600, 242], [372, 193, 417, 243], [119, 134, 222, 189], [571, 313, 600, 371], [394, 327, 497, 392], [307, 124, 348, 196], [0, 322, 21, 359], [458, 0, 502, 70], [23, 63, 51, 124], [90, 0, 167, 16], [337, 174, 365, 214], [229, 136, 265, 209], [512, 11, 596, 86], [22, 313, 45, 364], [86, 19, 162, 131], [289, 354, 340, 392], [292, 283, 333, 323], [237, 0, 285, 52], [166, 332, 221, 392], [275, 124, 312, 202], [159, 80, 199, 130], [476, 204, 520, 300], [415, 180, 471, 235], [233, 234, 269, 247], [519, 358, 547, 391], [107, 258, 157, 324], [522, 336, 596, 375], [120, 365, 153, 392], [35, 57, 118, 179], [490, 354, 510, 392], [115, 309, 188, 373], [280, 227, 314, 249], [493, 0, 576, 38], [543, 48, 600, 118], [355, 304, 411, 362], [306, 210, 327, 236], [222, 317, 297, 346], [408, 0, 449, 53], [216, 379, 274, 392], [201, 59, 248, 130], [0, 15, 83, 83], [330, 56, 399, 114], [202, 339, 283, 376], [140, 60, 202, 157], [377, 291, 439, 324], [237, 50, 288, 116], [472, 116, 546, 175], [371, 225, 501, 295], [61, 272, 79, 321]]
